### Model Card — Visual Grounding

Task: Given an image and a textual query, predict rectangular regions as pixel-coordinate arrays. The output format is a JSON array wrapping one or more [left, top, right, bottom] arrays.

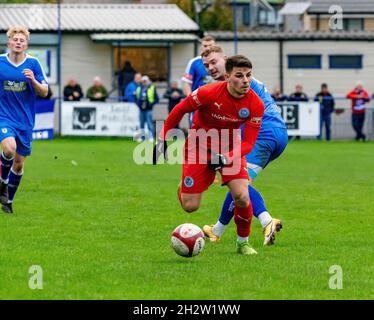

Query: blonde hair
[[201, 45, 224, 58], [7, 26, 30, 40]]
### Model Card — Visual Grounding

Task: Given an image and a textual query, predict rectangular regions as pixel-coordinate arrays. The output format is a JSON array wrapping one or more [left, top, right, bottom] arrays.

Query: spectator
[[314, 83, 335, 141], [118, 61, 136, 98], [271, 85, 288, 102], [124, 73, 142, 103], [346, 81, 370, 141], [135, 75, 159, 142], [288, 84, 308, 140], [86, 76, 108, 102], [288, 84, 308, 102], [63, 78, 83, 101], [163, 80, 185, 114]]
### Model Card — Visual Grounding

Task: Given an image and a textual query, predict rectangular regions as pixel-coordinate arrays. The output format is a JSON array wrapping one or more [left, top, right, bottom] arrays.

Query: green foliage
[[169, 0, 233, 31], [168, 0, 195, 19], [200, 0, 233, 31], [0, 138, 373, 299]]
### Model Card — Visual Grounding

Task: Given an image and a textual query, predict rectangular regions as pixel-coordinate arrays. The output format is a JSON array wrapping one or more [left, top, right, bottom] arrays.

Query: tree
[[168, 0, 195, 19], [200, 0, 233, 31], [169, 0, 233, 31]]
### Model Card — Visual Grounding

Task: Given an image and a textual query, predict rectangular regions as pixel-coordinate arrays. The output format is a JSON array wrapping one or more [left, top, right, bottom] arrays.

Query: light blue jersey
[[244, 77, 288, 178], [250, 77, 286, 130], [0, 53, 48, 130], [182, 56, 213, 91]]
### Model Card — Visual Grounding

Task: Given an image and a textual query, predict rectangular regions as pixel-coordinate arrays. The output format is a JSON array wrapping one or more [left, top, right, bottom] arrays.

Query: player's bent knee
[[233, 192, 250, 208], [182, 201, 199, 213], [2, 141, 16, 157]]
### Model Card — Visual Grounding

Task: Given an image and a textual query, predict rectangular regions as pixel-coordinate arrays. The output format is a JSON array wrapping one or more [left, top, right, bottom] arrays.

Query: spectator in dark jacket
[[135, 75, 159, 142], [63, 78, 83, 101], [118, 61, 136, 98], [163, 80, 185, 113], [288, 84, 308, 102], [271, 85, 288, 102], [315, 83, 335, 141]]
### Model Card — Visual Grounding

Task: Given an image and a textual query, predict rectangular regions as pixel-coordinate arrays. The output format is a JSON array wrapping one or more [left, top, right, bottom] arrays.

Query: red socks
[[233, 202, 253, 237]]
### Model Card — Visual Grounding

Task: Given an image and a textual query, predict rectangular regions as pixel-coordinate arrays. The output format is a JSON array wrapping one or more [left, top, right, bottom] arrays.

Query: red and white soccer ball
[[171, 223, 205, 257]]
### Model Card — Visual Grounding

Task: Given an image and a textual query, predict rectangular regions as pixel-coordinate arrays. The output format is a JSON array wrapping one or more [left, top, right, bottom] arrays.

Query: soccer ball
[[171, 223, 205, 257]]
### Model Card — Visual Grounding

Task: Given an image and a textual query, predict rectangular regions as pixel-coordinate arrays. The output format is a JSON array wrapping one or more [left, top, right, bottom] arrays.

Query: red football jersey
[[160, 82, 264, 161]]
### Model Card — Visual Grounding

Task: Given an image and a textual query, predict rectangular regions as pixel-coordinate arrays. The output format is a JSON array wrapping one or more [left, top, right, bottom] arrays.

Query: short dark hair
[[201, 45, 224, 58], [321, 83, 328, 88], [225, 55, 252, 73]]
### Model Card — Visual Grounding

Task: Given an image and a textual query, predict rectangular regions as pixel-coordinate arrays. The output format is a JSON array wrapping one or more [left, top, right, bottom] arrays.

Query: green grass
[[0, 138, 373, 299]]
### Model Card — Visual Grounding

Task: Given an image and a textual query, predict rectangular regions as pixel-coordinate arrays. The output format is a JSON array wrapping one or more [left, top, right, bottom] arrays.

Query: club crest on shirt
[[184, 176, 194, 188], [238, 108, 250, 118], [1, 128, 8, 134]]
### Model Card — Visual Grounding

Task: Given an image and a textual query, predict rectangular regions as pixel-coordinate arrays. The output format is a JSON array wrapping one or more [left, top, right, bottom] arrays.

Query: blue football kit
[[0, 53, 48, 156]]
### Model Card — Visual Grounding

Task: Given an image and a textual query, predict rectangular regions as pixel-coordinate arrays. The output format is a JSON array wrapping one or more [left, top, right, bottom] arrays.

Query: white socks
[[212, 221, 227, 237], [258, 211, 272, 228]]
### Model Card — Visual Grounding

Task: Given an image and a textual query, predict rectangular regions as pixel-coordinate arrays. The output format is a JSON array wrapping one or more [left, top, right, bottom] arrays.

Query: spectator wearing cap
[[135, 75, 159, 142]]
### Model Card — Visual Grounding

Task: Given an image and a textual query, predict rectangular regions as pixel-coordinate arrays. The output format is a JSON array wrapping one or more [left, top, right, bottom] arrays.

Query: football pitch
[[0, 138, 373, 300]]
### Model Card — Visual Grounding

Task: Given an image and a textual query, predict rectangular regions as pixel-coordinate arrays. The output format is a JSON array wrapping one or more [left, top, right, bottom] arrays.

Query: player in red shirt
[[154, 55, 264, 255]]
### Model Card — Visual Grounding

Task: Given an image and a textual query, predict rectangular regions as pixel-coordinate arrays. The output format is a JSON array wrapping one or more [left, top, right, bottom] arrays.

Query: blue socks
[[8, 169, 23, 203], [219, 185, 267, 225], [1, 151, 14, 183]]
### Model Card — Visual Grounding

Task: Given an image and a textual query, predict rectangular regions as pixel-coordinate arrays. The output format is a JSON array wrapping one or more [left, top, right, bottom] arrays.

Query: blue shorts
[[246, 127, 288, 179], [0, 122, 33, 156]]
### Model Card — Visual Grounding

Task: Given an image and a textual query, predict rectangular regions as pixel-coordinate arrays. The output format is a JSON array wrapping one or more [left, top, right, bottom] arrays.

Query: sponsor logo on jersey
[[4, 80, 27, 92], [238, 108, 250, 118], [214, 102, 222, 110], [184, 176, 194, 188], [250, 116, 262, 124], [211, 113, 240, 122]]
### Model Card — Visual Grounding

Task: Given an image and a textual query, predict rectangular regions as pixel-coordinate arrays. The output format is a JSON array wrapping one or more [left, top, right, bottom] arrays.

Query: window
[[114, 47, 168, 82], [329, 55, 362, 69], [343, 18, 364, 31], [243, 5, 250, 26], [288, 55, 322, 69]]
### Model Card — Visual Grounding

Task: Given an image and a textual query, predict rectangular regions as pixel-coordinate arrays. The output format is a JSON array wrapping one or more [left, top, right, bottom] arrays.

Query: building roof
[[210, 30, 374, 40], [0, 4, 199, 33], [279, 2, 311, 15], [308, 0, 374, 14], [90, 33, 198, 42]]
